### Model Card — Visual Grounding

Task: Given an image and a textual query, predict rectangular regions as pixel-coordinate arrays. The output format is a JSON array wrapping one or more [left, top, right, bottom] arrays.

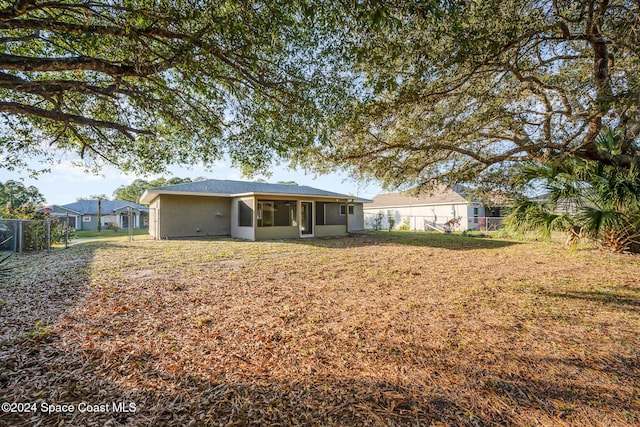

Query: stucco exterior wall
[[348, 203, 365, 231], [255, 226, 299, 240], [157, 195, 230, 238], [315, 225, 348, 237], [231, 196, 255, 240], [464, 205, 486, 230], [148, 197, 160, 239]]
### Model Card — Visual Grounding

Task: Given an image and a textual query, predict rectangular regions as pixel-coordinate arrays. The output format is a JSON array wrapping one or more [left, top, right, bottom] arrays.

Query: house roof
[[58, 200, 148, 214], [365, 186, 470, 209], [140, 179, 372, 204]]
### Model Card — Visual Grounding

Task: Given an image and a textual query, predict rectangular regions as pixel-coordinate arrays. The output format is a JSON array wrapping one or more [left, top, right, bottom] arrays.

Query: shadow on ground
[[288, 231, 522, 251]]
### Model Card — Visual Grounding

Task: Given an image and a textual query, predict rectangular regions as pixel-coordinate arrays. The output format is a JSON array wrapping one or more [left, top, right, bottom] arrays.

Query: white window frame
[[82, 215, 91, 222]]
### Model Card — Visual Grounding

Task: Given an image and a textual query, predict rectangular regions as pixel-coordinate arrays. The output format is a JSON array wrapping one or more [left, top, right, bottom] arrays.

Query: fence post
[[46, 219, 51, 252], [17, 220, 23, 253], [65, 213, 69, 249], [128, 207, 133, 242], [12, 220, 17, 253]]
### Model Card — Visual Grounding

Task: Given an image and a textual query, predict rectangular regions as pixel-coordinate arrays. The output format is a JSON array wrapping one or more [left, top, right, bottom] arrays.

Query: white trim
[[299, 200, 314, 238]]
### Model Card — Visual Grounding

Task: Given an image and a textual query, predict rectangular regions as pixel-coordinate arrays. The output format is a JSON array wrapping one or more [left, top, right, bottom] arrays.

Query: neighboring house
[[139, 179, 371, 240], [364, 186, 504, 232], [47, 200, 149, 230]]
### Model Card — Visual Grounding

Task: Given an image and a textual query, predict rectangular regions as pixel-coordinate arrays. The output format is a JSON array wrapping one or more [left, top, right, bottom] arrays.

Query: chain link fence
[[0, 218, 72, 253]]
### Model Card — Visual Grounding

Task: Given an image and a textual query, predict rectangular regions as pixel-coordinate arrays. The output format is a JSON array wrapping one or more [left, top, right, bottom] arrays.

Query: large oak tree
[[311, 0, 640, 193], [0, 0, 345, 175]]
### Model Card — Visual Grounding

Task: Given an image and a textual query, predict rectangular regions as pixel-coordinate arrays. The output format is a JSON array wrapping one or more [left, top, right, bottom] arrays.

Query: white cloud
[[49, 161, 108, 182]]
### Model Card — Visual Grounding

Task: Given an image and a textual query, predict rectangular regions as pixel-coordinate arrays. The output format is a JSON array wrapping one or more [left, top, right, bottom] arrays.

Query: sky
[[0, 158, 384, 206]]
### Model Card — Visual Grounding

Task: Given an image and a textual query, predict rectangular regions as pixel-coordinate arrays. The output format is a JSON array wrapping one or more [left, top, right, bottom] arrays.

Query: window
[[348, 205, 354, 215], [473, 206, 479, 224], [340, 204, 346, 215], [82, 215, 91, 222], [238, 200, 253, 227], [257, 200, 296, 227]]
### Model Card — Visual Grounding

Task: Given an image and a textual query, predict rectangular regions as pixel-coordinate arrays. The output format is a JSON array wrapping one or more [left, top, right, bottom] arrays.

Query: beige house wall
[[157, 195, 230, 238], [255, 226, 299, 240], [231, 196, 255, 240], [148, 197, 160, 239], [348, 203, 365, 231], [315, 225, 348, 237]]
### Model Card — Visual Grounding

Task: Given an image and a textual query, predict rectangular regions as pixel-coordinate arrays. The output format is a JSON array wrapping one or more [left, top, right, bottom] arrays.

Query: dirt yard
[[1, 232, 639, 426]]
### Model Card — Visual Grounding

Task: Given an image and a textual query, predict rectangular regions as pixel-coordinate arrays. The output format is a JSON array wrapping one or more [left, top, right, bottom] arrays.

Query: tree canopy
[[4, 1, 640, 195], [0, 179, 44, 207], [0, 0, 346, 176], [76, 194, 109, 202], [113, 176, 204, 203], [308, 0, 640, 192]]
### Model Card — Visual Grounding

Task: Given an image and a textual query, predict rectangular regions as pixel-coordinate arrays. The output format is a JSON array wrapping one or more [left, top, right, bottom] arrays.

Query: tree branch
[[0, 52, 171, 76], [0, 71, 124, 97], [0, 13, 303, 91], [0, 0, 35, 21], [0, 101, 152, 138]]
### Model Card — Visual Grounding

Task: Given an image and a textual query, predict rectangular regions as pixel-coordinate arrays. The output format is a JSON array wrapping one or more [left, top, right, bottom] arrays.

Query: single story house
[[364, 186, 504, 232], [139, 179, 371, 240], [47, 200, 148, 230]]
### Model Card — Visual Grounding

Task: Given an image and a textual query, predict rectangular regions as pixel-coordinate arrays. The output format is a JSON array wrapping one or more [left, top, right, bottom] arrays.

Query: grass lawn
[[73, 228, 151, 239], [1, 232, 639, 425]]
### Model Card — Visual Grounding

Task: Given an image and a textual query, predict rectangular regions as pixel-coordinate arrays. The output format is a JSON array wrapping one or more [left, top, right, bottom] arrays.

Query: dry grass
[[1, 232, 639, 426]]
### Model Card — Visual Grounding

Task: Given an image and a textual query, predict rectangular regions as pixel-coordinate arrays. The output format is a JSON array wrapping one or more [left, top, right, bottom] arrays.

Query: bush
[[106, 222, 120, 232], [504, 132, 640, 253]]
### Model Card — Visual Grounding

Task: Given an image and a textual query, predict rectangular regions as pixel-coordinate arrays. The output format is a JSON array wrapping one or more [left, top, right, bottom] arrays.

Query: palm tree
[[504, 129, 640, 252]]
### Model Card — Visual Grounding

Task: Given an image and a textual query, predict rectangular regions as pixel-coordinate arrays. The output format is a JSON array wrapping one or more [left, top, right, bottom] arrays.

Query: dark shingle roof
[[60, 200, 148, 214], [149, 179, 357, 199]]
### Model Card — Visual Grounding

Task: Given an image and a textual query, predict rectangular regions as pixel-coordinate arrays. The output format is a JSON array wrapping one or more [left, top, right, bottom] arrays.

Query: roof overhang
[[234, 192, 352, 201], [140, 190, 363, 204], [49, 204, 83, 215], [112, 205, 148, 213], [140, 189, 233, 204]]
